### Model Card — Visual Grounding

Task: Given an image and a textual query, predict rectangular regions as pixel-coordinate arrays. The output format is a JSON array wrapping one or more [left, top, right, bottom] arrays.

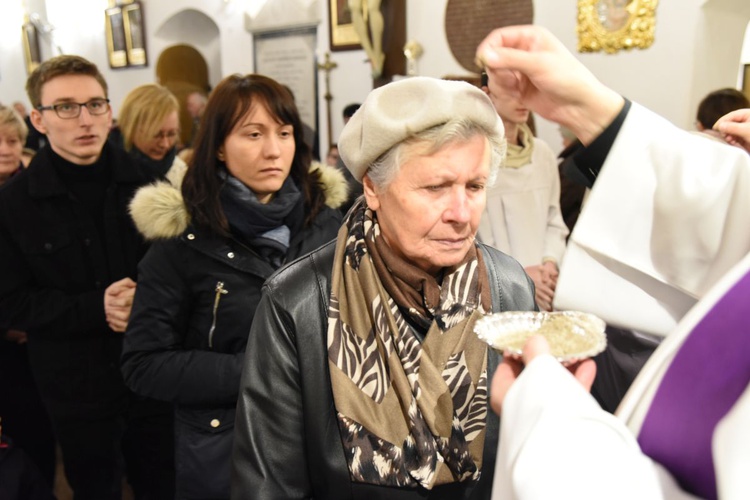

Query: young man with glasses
[[0, 55, 174, 499]]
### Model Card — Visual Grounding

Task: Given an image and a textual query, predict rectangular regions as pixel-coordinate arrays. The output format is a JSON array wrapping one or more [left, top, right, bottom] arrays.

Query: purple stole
[[638, 269, 750, 499]]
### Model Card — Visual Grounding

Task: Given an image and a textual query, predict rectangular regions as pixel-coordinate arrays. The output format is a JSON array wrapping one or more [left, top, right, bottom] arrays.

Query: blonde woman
[[113, 83, 185, 181]]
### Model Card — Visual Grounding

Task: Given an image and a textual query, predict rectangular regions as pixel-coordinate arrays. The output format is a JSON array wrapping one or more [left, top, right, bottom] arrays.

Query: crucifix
[[317, 52, 338, 148]]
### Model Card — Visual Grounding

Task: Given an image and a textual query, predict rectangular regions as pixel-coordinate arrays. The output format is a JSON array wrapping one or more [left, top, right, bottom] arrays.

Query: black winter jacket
[[0, 144, 155, 418], [231, 241, 536, 500], [121, 162, 347, 499]]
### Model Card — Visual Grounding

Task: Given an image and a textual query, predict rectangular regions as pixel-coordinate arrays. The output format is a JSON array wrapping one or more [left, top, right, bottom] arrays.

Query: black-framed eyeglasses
[[36, 98, 111, 119]]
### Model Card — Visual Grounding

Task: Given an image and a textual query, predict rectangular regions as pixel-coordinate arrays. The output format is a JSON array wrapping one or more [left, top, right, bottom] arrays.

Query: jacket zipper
[[209, 281, 228, 348]]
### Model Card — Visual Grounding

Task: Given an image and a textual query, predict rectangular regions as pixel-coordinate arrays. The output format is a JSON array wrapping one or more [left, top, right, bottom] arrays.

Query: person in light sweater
[[478, 72, 568, 311]]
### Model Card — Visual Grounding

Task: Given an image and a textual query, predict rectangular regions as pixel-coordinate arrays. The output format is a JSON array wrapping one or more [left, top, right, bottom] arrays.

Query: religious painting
[[577, 0, 658, 54], [329, 0, 362, 51], [22, 20, 41, 74], [105, 6, 128, 68], [122, 2, 147, 67]]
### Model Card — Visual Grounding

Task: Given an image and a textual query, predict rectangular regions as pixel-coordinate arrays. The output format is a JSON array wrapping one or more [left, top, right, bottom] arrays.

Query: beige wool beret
[[338, 76, 503, 181]]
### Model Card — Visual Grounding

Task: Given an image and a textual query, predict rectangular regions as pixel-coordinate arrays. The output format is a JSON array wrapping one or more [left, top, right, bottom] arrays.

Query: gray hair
[[366, 118, 506, 190]]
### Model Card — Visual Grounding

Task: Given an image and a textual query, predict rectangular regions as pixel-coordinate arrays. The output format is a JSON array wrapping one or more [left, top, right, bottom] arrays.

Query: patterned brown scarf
[[327, 199, 492, 490]]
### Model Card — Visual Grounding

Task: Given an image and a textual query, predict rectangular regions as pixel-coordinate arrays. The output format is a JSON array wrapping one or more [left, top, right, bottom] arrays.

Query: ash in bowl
[[474, 311, 607, 362]]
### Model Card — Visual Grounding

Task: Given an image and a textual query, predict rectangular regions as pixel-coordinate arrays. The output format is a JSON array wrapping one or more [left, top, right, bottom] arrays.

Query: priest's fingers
[[565, 358, 597, 393], [490, 355, 524, 415], [476, 25, 623, 144]]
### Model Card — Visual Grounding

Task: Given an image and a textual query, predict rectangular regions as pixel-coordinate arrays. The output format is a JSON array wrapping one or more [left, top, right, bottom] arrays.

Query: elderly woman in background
[[231, 77, 536, 499], [121, 74, 346, 499], [0, 104, 57, 490], [0, 106, 27, 184], [111, 83, 185, 181]]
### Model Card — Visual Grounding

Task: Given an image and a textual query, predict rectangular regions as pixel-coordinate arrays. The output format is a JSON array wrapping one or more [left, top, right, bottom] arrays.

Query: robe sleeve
[[555, 103, 750, 336], [492, 355, 695, 500]]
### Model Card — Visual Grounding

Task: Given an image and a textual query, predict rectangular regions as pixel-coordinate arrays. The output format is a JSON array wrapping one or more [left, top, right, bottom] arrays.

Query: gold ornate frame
[[105, 6, 128, 68], [577, 0, 658, 54], [122, 2, 147, 67], [329, 0, 362, 51], [105, 1, 147, 69], [22, 20, 41, 74]]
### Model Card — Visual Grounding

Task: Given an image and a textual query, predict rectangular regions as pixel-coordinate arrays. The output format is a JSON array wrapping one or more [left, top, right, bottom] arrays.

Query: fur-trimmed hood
[[129, 160, 349, 240]]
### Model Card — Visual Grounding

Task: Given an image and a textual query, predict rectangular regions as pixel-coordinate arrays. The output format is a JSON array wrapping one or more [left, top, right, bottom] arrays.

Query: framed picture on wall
[[577, 0, 658, 54], [254, 26, 319, 149], [329, 0, 362, 51], [105, 6, 128, 68], [22, 20, 41, 74], [122, 2, 147, 67]]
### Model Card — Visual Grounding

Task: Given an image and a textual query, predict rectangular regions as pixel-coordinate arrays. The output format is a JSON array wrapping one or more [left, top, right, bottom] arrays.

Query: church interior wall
[[1, 0, 748, 154]]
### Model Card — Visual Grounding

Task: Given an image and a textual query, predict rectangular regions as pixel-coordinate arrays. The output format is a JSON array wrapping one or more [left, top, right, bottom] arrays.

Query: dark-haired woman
[[121, 74, 347, 499]]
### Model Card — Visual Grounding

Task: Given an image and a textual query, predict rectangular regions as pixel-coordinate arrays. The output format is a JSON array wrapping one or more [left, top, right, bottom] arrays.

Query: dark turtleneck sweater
[[50, 146, 112, 274]]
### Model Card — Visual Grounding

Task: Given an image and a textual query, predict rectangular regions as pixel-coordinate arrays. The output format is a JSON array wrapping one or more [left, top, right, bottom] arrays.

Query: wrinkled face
[[30, 74, 112, 165], [133, 110, 179, 161], [0, 125, 23, 179], [486, 87, 529, 126], [219, 103, 295, 204], [363, 134, 490, 276]]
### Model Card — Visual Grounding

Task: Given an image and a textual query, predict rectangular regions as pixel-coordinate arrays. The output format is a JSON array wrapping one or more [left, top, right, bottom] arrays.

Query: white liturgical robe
[[494, 103, 750, 500]]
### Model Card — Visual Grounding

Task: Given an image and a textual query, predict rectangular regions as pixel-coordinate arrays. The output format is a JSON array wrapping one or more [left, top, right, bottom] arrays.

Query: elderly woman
[[231, 77, 536, 499], [0, 106, 27, 184], [121, 74, 346, 499], [0, 104, 57, 489]]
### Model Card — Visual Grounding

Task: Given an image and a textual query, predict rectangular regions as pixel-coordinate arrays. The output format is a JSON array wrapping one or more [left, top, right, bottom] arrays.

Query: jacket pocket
[[174, 406, 235, 499], [17, 228, 72, 255], [16, 229, 80, 287]]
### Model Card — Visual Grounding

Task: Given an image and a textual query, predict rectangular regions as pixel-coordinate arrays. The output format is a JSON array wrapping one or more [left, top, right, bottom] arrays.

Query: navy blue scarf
[[218, 168, 303, 267]]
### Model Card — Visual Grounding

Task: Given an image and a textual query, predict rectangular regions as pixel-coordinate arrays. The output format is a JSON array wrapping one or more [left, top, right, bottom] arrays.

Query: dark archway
[[156, 45, 210, 147]]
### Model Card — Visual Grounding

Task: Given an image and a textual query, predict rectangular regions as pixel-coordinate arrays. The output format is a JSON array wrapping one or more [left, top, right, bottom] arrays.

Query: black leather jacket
[[231, 241, 536, 500]]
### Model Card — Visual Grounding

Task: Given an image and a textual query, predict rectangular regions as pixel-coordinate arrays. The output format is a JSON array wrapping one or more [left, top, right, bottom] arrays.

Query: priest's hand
[[490, 335, 597, 415], [476, 25, 624, 145]]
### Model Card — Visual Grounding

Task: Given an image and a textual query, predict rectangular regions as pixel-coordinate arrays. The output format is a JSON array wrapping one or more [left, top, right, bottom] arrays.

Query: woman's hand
[[490, 335, 597, 415], [524, 262, 558, 311]]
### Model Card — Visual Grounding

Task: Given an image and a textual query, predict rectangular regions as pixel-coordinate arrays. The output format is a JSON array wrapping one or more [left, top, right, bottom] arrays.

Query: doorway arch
[[153, 9, 220, 147]]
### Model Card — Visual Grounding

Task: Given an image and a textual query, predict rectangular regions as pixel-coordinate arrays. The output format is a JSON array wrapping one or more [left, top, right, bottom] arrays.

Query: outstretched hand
[[490, 335, 597, 415], [476, 25, 624, 145], [714, 108, 750, 153]]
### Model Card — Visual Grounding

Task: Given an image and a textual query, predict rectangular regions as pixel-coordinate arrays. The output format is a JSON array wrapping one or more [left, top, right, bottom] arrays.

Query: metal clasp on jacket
[[209, 281, 228, 348]]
